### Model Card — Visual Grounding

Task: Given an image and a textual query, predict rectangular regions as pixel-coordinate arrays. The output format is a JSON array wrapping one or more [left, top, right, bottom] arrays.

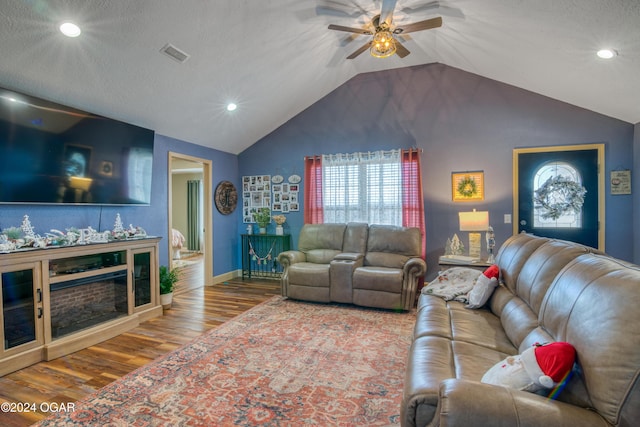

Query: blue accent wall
[[156, 134, 240, 276], [239, 64, 635, 279], [634, 122, 640, 264], [2, 63, 636, 281], [0, 133, 239, 277]]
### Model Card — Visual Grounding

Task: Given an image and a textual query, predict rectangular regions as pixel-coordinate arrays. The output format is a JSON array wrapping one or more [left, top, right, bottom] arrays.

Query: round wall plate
[[288, 174, 301, 184], [272, 175, 284, 184], [214, 181, 238, 215]]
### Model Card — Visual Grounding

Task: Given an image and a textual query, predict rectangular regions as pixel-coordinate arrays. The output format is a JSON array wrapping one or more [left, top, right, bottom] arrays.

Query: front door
[[513, 144, 604, 249]]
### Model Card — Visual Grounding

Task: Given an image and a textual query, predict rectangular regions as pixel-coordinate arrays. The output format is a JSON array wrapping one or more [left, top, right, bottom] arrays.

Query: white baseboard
[[211, 269, 242, 285]]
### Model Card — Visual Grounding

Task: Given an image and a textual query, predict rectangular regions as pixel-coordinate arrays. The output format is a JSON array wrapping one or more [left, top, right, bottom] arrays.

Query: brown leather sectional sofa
[[278, 223, 426, 311], [401, 232, 640, 427]]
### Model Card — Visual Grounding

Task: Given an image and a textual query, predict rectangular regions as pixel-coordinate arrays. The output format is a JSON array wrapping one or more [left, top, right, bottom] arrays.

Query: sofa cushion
[[414, 296, 454, 340], [495, 233, 549, 294], [287, 262, 330, 288], [287, 284, 330, 302], [352, 289, 403, 310], [342, 222, 368, 253], [364, 224, 421, 268], [448, 304, 516, 355], [298, 223, 346, 253], [497, 239, 590, 349], [514, 240, 590, 314], [415, 294, 516, 355], [452, 340, 512, 381], [353, 266, 403, 292]]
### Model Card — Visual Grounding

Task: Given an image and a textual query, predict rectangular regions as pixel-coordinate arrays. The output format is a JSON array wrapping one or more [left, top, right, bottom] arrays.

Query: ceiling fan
[[327, 0, 442, 59]]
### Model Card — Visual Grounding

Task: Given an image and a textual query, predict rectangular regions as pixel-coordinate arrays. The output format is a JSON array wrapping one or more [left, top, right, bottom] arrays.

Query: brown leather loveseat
[[278, 223, 426, 311], [402, 232, 640, 427]]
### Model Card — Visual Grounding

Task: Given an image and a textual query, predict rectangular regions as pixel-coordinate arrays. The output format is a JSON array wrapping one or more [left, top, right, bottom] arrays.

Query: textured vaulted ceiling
[[1, 0, 638, 155]]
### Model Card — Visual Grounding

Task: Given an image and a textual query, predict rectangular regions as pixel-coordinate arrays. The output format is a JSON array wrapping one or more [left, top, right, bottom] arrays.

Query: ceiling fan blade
[[379, 0, 398, 26], [347, 41, 372, 59], [394, 16, 443, 34], [401, 1, 465, 19], [328, 24, 372, 35], [316, 0, 368, 18], [394, 39, 410, 58], [316, 6, 359, 18]]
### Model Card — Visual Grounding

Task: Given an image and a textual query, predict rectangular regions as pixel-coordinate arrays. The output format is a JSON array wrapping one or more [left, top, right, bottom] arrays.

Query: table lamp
[[459, 209, 489, 259]]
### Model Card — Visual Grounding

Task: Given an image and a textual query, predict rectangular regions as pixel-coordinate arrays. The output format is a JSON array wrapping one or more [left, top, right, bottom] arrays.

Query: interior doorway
[[168, 152, 213, 293]]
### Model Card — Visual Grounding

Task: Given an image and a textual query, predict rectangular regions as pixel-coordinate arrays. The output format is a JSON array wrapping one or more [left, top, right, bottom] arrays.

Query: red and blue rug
[[37, 296, 415, 426]]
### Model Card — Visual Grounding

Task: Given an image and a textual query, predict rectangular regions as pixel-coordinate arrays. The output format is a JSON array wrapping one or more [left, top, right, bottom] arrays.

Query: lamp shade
[[459, 210, 489, 231]]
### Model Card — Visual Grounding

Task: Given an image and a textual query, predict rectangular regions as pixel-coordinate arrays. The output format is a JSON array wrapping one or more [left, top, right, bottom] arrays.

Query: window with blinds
[[322, 150, 402, 225]]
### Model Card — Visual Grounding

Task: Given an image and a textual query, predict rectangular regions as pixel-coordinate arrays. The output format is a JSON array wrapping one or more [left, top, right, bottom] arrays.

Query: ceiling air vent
[[160, 43, 190, 64]]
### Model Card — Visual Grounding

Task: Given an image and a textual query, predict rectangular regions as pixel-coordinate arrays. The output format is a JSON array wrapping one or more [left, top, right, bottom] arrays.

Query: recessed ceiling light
[[59, 22, 81, 37], [596, 49, 617, 59], [226, 103, 237, 112]]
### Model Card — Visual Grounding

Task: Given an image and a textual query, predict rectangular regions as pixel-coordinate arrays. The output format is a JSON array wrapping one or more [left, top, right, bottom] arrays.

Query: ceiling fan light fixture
[[370, 29, 396, 58]]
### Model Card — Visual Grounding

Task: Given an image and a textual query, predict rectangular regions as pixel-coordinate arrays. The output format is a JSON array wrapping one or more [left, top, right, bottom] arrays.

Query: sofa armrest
[[401, 257, 427, 310], [334, 252, 364, 262], [429, 379, 608, 427], [277, 250, 306, 268], [278, 250, 307, 297], [403, 257, 427, 277]]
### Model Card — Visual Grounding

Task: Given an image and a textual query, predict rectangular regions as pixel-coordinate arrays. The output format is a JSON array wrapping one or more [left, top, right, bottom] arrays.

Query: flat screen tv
[[0, 86, 155, 205]]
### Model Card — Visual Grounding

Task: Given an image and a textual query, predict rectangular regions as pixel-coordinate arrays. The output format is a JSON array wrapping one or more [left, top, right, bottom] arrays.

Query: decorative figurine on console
[[444, 233, 465, 256], [486, 226, 496, 263], [21, 215, 36, 239]]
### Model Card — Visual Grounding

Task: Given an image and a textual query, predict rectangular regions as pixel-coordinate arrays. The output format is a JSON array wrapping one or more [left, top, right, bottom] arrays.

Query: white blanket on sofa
[[421, 267, 482, 303]]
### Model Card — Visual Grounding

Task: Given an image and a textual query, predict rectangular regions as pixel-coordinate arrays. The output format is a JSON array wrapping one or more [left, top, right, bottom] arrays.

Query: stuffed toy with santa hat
[[481, 342, 576, 395], [465, 264, 500, 309]]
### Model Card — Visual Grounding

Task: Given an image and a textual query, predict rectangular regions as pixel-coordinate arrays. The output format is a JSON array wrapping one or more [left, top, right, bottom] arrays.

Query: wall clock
[[214, 181, 238, 215]]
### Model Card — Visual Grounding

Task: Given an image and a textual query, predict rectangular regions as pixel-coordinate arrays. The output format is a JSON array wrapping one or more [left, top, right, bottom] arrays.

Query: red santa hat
[[483, 264, 499, 280], [474, 264, 499, 287], [521, 342, 576, 388]]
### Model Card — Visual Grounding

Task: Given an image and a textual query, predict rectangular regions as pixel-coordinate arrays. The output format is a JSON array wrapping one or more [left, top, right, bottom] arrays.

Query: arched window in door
[[533, 161, 586, 229]]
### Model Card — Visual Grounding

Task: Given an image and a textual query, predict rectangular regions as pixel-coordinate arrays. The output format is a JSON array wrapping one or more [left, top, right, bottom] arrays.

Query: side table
[[241, 234, 291, 279], [438, 255, 493, 272]]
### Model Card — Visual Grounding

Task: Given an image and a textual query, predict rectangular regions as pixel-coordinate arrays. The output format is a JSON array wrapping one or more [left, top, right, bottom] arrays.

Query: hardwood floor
[[173, 252, 206, 294], [0, 276, 280, 426]]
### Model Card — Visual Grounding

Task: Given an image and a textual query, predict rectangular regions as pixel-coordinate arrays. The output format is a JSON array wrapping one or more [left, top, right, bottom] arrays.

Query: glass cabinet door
[[133, 251, 152, 308], [1, 263, 41, 354]]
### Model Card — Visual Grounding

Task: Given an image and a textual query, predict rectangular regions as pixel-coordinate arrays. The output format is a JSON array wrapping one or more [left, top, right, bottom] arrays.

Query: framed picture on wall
[[243, 175, 271, 223], [452, 171, 484, 202], [271, 178, 300, 212]]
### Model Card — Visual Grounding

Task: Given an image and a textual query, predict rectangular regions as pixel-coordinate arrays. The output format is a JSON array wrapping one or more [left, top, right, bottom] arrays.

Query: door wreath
[[534, 175, 586, 220]]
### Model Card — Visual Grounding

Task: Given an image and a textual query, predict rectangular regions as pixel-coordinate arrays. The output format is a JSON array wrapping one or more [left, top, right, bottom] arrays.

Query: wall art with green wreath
[[452, 171, 484, 202]]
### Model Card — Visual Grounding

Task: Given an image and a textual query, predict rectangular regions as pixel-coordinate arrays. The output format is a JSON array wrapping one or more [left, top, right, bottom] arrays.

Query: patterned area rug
[[37, 296, 416, 426]]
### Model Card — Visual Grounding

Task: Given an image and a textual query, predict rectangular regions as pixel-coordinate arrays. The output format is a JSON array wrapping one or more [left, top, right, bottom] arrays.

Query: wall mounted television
[[0, 86, 155, 205]]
